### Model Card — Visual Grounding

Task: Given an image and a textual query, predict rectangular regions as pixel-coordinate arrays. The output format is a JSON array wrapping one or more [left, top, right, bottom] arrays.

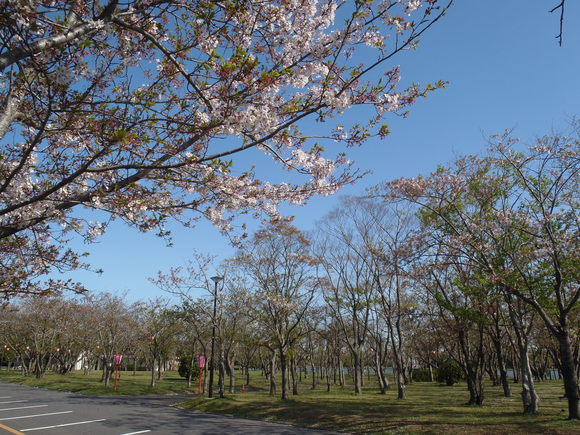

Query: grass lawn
[[0, 368, 197, 396], [179, 371, 580, 434], [0, 368, 578, 433]]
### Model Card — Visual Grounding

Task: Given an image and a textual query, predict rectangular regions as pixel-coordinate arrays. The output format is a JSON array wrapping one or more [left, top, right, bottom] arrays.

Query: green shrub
[[436, 359, 463, 386], [178, 355, 199, 380], [412, 368, 437, 382]]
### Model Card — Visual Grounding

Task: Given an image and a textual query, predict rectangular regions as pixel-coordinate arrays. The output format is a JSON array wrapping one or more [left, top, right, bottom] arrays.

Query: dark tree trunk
[[557, 329, 580, 419], [353, 351, 362, 394], [291, 357, 298, 395], [218, 346, 225, 398], [311, 361, 317, 390], [466, 373, 484, 405], [493, 339, 511, 397], [224, 354, 234, 394], [187, 351, 195, 388], [458, 328, 485, 406], [279, 349, 288, 400], [325, 362, 332, 392]]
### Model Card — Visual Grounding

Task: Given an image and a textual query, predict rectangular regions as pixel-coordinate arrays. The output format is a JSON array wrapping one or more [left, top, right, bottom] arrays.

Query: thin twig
[[549, 0, 565, 46]]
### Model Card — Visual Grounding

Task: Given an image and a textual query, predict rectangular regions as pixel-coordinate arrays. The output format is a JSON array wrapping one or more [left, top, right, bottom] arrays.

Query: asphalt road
[[0, 383, 342, 435]]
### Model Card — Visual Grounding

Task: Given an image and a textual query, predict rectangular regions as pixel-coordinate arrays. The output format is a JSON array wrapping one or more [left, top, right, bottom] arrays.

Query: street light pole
[[208, 275, 223, 398]]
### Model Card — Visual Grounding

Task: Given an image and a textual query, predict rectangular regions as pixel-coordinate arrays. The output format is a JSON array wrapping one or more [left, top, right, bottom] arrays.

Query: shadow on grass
[[180, 382, 580, 435]]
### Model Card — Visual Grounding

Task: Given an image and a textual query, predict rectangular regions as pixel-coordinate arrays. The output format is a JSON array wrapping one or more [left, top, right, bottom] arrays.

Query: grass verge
[[0, 369, 196, 395], [178, 379, 580, 434]]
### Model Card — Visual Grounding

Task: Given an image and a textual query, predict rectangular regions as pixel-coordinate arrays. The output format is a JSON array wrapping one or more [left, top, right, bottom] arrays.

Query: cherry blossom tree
[[382, 132, 579, 418], [234, 222, 318, 400], [0, 0, 451, 296], [314, 203, 376, 395]]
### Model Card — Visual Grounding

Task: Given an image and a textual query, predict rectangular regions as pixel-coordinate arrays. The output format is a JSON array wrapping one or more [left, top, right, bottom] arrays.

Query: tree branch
[[549, 0, 565, 46]]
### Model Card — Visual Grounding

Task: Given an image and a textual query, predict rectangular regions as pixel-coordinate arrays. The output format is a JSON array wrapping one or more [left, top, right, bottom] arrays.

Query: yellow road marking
[[0, 423, 25, 435]]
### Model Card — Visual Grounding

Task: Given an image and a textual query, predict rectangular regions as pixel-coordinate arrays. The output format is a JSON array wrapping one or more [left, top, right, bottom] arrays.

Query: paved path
[[0, 383, 342, 435]]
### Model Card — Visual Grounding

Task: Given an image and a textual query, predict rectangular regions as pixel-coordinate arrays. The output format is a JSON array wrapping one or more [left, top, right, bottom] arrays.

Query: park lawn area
[[0, 369, 197, 396], [179, 377, 580, 435], [0, 368, 578, 434]]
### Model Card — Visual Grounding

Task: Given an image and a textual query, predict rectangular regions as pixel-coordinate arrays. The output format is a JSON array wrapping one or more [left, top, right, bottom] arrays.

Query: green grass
[[0, 369, 197, 396], [179, 372, 580, 434], [0, 368, 578, 434]]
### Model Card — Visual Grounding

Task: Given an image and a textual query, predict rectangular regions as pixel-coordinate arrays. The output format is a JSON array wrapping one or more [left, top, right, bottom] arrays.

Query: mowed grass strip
[[0, 369, 196, 395], [178, 378, 580, 434]]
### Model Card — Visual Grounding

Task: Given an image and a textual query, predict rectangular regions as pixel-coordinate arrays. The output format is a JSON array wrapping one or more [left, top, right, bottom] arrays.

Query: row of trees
[[1, 132, 577, 420], [0, 0, 576, 422], [150, 132, 578, 418], [0, 294, 181, 387]]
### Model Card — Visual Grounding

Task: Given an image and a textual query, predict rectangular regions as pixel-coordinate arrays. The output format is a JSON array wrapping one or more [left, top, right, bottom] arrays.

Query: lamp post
[[208, 275, 223, 398]]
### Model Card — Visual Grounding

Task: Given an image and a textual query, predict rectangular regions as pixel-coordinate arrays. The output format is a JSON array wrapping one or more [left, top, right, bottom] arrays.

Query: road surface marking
[[119, 431, 151, 435], [20, 419, 107, 432], [0, 406, 46, 412], [0, 423, 25, 435], [0, 411, 72, 421], [0, 403, 26, 405]]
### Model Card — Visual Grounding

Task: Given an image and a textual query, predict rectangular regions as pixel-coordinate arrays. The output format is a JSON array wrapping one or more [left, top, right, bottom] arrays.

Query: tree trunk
[[187, 352, 195, 388], [150, 359, 156, 387], [102, 359, 113, 387], [519, 342, 539, 414], [218, 346, 225, 398], [493, 339, 511, 397], [557, 328, 580, 419], [224, 354, 234, 394], [459, 329, 485, 406], [228, 364, 235, 394], [269, 353, 277, 396], [375, 350, 386, 394], [311, 361, 317, 390], [325, 362, 332, 392], [396, 366, 406, 399], [280, 349, 289, 400], [353, 351, 362, 394], [291, 357, 298, 395], [465, 368, 484, 405], [511, 349, 520, 383]]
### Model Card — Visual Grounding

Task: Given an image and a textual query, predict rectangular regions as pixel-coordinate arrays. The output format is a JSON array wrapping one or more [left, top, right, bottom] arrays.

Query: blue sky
[[64, 0, 580, 302]]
